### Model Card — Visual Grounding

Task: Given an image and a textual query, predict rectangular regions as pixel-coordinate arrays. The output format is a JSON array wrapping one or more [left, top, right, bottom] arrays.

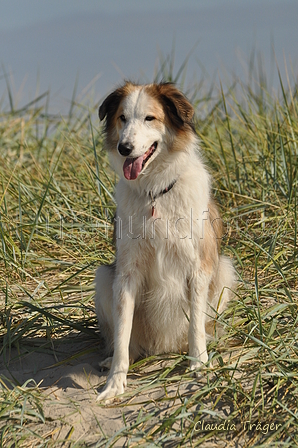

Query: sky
[[0, 0, 297, 113]]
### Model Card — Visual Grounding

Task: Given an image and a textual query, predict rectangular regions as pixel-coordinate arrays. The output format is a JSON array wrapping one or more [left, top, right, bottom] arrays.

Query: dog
[[95, 82, 236, 401]]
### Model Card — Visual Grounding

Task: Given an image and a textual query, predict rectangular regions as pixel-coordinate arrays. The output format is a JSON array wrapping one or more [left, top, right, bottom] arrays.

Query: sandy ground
[[0, 333, 212, 446]]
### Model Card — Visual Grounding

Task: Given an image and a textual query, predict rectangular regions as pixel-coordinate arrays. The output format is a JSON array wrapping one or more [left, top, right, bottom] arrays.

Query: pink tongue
[[123, 155, 144, 180]]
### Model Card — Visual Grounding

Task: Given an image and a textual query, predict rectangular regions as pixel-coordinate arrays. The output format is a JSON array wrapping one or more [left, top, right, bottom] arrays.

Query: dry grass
[[0, 57, 297, 446]]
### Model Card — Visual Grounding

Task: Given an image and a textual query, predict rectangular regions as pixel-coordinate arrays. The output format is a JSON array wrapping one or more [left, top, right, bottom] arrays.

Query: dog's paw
[[190, 359, 205, 378], [189, 350, 209, 377], [96, 373, 127, 403]]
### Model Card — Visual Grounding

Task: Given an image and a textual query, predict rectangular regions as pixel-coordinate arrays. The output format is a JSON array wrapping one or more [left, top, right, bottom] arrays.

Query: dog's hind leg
[[95, 263, 115, 357], [209, 255, 236, 315], [188, 270, 211, 373]]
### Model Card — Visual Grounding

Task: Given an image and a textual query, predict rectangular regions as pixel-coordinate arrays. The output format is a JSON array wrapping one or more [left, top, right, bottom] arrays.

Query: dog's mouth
[[123, 142, 158, 180]]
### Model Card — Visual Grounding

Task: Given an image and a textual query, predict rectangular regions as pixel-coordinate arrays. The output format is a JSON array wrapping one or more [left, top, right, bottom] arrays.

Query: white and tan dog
[[95, 82, 235, 401]]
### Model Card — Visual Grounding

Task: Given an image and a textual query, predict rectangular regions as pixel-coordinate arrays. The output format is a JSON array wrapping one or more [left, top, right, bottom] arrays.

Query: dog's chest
[[117, 184, 202, 239], [116, 198, 198, 278]]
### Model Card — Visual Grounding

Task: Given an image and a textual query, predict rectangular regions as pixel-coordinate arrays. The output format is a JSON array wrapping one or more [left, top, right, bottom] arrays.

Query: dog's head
[[99, 82, 195, 181]]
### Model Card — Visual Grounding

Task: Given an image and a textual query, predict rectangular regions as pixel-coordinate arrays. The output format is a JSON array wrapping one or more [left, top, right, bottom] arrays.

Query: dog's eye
[[145, 116, 155, 122], [119, 114, 126, 122]]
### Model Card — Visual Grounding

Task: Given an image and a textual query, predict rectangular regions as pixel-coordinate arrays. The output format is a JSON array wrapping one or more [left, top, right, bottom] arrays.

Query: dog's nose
[[118, 142, 134, 157]]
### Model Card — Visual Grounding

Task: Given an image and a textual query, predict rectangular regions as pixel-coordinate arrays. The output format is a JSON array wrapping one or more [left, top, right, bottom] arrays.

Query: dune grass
[[0, 57, 297, 447]]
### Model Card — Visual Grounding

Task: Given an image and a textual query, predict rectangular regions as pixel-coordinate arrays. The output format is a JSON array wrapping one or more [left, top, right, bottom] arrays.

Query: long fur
[[95, 82, 236, 401]]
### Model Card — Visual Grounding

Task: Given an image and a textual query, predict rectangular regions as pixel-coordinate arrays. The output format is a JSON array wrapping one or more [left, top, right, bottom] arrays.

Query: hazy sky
[[1, 0, 297, 113]]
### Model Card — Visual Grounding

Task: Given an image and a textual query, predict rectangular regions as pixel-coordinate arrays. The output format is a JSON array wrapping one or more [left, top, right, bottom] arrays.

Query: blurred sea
[[0, 0, 297, 113]]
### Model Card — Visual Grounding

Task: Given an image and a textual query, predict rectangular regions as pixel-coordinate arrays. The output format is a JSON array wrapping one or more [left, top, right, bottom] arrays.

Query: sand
[[0, 333, 205, 446]]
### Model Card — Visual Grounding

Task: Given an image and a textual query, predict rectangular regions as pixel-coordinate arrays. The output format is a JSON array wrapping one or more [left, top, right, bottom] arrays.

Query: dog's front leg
[[97, 275, 135, 401], [188, 271, 210, 374]]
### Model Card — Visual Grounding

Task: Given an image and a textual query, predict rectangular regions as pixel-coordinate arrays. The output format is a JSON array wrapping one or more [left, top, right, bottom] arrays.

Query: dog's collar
[[148, 179, 177, 217]]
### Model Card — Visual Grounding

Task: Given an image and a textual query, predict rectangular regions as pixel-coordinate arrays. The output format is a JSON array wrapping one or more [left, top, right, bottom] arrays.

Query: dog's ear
[[158, 83, 194, 128], [98, 88, 124, 122]]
